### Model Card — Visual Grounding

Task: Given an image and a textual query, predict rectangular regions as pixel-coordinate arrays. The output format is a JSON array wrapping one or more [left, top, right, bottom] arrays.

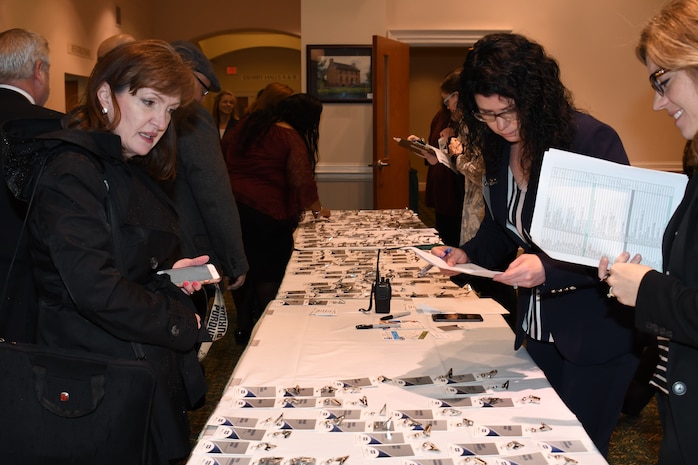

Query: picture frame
[[306, 45, 372, 103]]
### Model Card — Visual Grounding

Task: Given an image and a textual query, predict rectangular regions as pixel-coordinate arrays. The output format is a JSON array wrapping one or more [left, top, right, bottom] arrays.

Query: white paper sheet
[[403, 246, 499, 278], [531, 148, 688, 270]]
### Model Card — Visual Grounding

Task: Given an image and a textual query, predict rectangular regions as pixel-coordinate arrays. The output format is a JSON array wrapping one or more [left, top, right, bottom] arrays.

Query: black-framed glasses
[[649, 68, 669, 96], [473, 106, 518, 123], [443, 91, 457, 106], [194, 74, 210, 97]]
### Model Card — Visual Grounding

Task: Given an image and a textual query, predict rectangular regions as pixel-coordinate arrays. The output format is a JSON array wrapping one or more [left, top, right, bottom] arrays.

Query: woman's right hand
[[431, 246, 467, 276]]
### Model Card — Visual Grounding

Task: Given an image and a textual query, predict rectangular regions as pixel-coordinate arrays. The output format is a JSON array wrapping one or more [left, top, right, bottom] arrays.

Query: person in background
[[247, 82, 294, 115], [169, 41, 249, 324], [224, 93, 329, 344], [599, 1, 698, 462], [221, 82, 293, 157], [410, 69, 465, 247], [97, 33, 136, 60], [213, 89, 238, 139], [1, 40, 208, 464], [432, 33, 640, 455], [0, 28, 62, 343]]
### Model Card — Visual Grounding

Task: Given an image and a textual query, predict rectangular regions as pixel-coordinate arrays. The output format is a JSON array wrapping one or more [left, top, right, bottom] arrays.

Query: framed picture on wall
[[306, 45, 372, 103]]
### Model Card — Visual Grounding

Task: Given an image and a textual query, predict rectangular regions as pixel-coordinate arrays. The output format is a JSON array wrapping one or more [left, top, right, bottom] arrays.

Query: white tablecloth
[[187, 211, 609, 465]]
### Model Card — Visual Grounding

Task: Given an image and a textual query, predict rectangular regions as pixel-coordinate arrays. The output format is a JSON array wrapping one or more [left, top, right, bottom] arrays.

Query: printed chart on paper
[[531, 149, 688, 270]]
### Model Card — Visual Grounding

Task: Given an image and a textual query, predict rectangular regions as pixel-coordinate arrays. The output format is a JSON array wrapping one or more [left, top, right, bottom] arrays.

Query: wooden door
[[372, 35, 410, 209]]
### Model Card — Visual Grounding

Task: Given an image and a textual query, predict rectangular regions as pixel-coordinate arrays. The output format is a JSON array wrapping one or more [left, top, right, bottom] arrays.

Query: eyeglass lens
[[650, 68, 668, 96], [473, 107, 517, 123], [443, 91, 457, 106], [194, 74, 210, 96]]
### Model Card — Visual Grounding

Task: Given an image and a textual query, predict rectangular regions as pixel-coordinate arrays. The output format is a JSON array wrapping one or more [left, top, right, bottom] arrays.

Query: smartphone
[[431, 313, 483, 322], [157, 264, 221, 287]]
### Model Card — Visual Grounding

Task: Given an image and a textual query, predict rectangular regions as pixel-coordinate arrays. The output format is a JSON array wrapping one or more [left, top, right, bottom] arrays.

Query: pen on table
[[380, 311, 411, 321], [418, 247, 452, 277], [355, 323, 400, 330]]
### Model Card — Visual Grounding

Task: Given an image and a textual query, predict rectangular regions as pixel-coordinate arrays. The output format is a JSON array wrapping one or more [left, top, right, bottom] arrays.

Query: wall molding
[[633, 161, 683, 173], [315, 163, 372, 182], [387, 29, 511, 47]]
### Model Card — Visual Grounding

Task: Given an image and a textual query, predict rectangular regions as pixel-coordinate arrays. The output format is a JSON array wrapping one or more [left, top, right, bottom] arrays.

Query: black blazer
[[637, 171, 698, 465], [0, 88, 62, 342], [462, 112, 638, 365]]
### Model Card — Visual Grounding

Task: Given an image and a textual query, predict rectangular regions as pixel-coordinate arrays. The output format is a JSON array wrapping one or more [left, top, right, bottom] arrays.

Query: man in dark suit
[[0, 28, 62, 342]]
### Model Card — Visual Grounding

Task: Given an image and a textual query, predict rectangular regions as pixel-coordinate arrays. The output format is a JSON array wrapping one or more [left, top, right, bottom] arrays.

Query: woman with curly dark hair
[[432, 33, 641, 456]]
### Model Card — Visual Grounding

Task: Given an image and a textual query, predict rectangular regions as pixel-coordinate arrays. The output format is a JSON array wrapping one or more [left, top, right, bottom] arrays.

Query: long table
[[187, 210, 609, 465]]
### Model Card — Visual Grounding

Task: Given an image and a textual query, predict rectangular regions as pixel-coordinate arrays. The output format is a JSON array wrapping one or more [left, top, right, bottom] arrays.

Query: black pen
[[380, 311, 410, 321]]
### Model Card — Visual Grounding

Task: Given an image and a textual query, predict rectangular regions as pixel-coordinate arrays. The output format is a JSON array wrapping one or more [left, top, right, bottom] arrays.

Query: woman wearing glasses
[[599, 1, 698, 463], [408, 69, 466, 247], [432, 33, 640, 456]]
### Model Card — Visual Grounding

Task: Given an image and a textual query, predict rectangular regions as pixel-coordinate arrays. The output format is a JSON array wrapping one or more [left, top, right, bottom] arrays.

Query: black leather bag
[[0, 340, 156, 464]]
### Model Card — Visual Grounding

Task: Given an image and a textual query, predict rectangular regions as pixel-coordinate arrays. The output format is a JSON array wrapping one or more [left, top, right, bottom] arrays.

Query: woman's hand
[[598, 252, 647, 306], [172, 255, 209, 295], [407, 135, 438, 165], [431, 246, 467, 276], [493, 253, 545, 289], [227, 273, 246, 291]]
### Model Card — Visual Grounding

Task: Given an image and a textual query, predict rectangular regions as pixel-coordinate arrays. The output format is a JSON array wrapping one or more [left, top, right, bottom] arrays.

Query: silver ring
[[607, 286, 615, 298]]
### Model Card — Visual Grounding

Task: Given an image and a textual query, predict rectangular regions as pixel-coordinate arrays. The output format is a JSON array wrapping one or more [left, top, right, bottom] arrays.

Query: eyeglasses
[[443, 91, 458, 106], [194, 74, 210, 97], [649, 68, 669, 96], [473, 106, 518, 123]]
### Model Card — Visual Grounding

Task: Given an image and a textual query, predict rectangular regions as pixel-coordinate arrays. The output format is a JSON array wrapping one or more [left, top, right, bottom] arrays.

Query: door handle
[[368, 160, 390, 168]]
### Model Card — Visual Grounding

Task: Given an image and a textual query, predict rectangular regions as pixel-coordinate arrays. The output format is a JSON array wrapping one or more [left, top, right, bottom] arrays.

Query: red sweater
[[224, 120, 319, 221]]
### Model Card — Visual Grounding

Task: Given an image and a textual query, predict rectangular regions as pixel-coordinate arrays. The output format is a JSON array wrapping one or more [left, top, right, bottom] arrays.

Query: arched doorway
[[195, 31, 301, 114]]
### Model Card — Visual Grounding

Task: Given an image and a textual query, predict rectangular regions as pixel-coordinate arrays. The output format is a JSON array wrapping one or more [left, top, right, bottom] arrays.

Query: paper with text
[[531, 148, 688, 270]]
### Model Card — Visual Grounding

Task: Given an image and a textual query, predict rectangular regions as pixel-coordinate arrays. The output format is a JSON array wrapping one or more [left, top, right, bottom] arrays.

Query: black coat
[[637, 171, 698, 465], [2, 117, 207, 463], [462, 112, 638, 364], [0, 88, 62, 342]]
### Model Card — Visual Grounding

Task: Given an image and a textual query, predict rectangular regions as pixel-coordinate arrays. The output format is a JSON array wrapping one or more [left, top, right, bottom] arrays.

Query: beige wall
[[0, 0, 156, 112]]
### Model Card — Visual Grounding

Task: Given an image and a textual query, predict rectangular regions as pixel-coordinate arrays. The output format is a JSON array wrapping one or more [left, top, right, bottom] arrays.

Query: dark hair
[[440, 67, 463, 127], [248, 82, 293, 114], [65, 39, 196, 180], [440, 68, 462, 96], [459, 33, 576, 178], [275, 93, 323, 170]]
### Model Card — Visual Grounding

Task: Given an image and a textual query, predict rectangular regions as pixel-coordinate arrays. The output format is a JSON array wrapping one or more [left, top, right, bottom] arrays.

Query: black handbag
[[0, 339, 156, 464]]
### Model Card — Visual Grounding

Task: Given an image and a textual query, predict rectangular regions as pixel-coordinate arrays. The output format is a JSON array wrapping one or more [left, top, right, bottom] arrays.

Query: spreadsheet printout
[[531, 148, 688, 270]]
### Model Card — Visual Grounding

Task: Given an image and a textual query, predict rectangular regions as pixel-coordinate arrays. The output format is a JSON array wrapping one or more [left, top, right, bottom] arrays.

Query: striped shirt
[[506, 168, 552, 342], [650, 337, 669, 394]]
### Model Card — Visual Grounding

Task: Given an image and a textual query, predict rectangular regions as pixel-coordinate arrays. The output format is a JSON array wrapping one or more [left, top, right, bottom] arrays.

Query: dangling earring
[[101, 107, 108, 115]]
